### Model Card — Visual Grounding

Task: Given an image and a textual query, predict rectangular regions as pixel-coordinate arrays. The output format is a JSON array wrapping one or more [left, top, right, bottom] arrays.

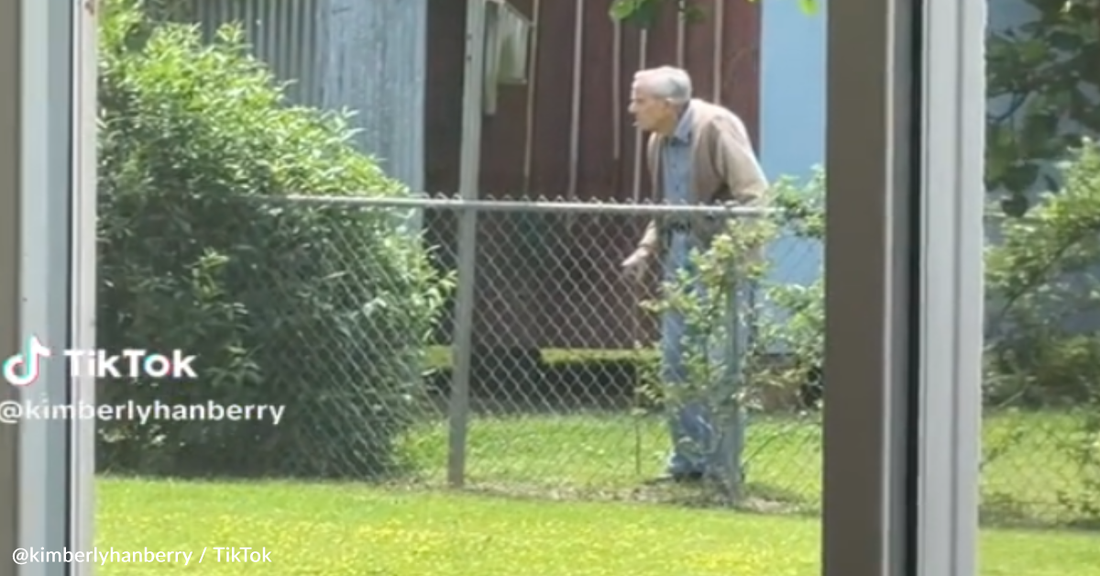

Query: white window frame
[[1, 1, 97, 576], [16, 0, 83, 575], [71, 0, 100, 570], [2, 0, 985, 574]]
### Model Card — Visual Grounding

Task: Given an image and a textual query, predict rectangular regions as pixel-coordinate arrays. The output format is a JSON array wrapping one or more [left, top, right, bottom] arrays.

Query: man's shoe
[[674, 470, 705, 483], [644, 470, 704, 485]]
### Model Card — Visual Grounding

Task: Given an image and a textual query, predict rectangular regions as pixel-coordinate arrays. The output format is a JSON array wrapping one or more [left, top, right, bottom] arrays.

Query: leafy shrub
[[96, 0, 452, 479], [985, 141, 1100, 406], [743, 155, 1100, 410], [746, 152, 1100, 519], [757, 168, 826, 407], [635, 195, 780, 495], [983, 142, 1100, 521]]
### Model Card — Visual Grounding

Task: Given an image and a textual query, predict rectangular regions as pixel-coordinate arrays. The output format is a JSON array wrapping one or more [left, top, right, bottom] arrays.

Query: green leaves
[[985, 0, 1100, 206], [984, 140, 1100, 409], [641, 172, 825, 421], [609, 0, 661, 26], [97, 0, 451, 478], [609, 0, 818, 28], [797, 0, 818, 14]]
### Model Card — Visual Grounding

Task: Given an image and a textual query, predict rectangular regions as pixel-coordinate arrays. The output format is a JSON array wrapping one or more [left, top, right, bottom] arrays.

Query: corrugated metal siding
[[191, 0, 322, 106], [191, 0, 427, 193], [319, 0, 427, 194], [425, 0, 762, 351]]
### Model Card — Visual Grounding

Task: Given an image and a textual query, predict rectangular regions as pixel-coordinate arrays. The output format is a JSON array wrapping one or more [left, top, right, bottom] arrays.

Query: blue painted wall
[[757, 0, 827, 349], [760, 0, 826, 188], [759, 0, 826, 288]]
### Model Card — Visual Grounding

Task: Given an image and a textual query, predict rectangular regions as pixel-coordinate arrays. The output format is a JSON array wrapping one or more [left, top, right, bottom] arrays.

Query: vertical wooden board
[[683, 0, 717, 103], [576, 0, 616, 201], [643, 1, 680, 69], [618, 22, 643, 202], [721, 0, 762, 146], [479, 0, 533, 198], [528, 0, 576, 199], [424, 0, 465, 195]]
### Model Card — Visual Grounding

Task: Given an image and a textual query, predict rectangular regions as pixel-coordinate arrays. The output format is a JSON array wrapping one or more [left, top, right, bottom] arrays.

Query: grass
[[98, 478, 1100, 575], [94, 408, 1098, 574], [400, 407, 1097, 526], [419, 346, 1097, 525]]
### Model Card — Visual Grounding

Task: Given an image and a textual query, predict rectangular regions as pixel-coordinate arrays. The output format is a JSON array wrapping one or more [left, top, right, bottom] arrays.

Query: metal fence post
[[448, 205, 478, 487], [447, 0, 488, 487]]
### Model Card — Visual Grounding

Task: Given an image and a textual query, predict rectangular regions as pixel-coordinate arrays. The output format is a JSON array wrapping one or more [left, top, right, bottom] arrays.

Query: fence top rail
[[259, 194, 779, 217]]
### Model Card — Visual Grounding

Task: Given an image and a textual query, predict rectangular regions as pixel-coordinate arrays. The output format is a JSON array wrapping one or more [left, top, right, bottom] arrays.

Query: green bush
[[985, 141, 1100, 407], [753, 153, 1100, 519], [96, 0, 452, 479], [758, 169, 826, 404], [982, 142, 1100, 521], [738, 153, 1100, 410], [748, 156, 1100, 410]]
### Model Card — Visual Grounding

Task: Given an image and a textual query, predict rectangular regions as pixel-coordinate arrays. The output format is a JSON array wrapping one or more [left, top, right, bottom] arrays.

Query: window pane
[[92, 0, 830, 574], [982, 0, 1100, 570]]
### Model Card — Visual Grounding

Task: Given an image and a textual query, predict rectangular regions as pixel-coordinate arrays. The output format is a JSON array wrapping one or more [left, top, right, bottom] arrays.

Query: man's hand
[[621, 247, 652, 283]]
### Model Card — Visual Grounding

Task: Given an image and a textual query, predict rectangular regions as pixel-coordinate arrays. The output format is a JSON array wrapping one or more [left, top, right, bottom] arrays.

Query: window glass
[[91, 0, 831, 574], [981, 0, 1100, 570]]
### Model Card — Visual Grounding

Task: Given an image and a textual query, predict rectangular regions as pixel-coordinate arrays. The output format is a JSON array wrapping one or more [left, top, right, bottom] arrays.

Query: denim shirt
[[662, 107, 694, 208], [662, 107, 695, 277]]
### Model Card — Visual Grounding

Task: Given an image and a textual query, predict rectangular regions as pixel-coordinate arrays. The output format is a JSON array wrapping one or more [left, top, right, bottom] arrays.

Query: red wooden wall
[[425, 0, 762, 350]]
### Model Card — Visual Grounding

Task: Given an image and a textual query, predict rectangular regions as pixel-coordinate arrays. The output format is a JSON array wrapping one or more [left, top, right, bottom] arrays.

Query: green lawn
[[98, 478, 1100, 575], [400, 408, 1096, 526], [94, 410, 1098, 574]]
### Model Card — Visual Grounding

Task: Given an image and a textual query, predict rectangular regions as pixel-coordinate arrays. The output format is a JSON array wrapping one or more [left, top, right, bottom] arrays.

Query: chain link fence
[[405, 194, 823, 510], [96, 193, 1099, 528]]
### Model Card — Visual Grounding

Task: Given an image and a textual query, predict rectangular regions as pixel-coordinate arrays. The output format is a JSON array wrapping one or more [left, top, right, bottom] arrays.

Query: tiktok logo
[[2, 336, 52, 386]]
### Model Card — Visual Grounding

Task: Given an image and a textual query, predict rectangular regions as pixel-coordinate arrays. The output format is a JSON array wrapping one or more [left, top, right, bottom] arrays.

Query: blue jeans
[[661, 232, 750, 480]]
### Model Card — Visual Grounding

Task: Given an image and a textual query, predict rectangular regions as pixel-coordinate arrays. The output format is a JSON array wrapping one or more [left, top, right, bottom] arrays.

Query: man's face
[[629, 84, 674, 133]]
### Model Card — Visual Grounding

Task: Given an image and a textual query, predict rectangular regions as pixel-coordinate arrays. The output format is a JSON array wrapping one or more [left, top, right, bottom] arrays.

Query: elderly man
[[621, 66, 768, 484]]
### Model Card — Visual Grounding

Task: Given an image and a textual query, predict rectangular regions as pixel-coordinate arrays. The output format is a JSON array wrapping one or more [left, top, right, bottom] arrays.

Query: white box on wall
[[482, 0, 531, 114]]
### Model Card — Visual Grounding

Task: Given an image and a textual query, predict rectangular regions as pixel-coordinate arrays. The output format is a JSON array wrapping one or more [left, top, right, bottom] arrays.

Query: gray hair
[[633, 66, 693, 105]]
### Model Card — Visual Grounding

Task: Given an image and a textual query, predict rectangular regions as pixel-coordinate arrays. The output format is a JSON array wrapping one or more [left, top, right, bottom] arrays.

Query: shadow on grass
[[399, 408, 1100, 531], [376, 476, 818, 516]]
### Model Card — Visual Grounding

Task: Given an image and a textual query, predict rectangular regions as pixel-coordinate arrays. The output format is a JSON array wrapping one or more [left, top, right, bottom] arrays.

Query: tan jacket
[[637, 99, 768, 256]]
